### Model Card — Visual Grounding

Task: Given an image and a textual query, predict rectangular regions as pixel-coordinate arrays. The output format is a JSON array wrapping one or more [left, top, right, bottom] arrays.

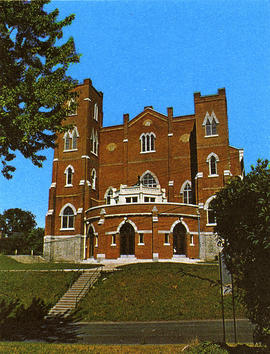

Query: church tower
[[44, 79, 103, 261]]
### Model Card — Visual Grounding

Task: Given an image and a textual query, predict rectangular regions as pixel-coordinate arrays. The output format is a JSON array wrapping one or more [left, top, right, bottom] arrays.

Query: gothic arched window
[[141, 172, 157, 187], [140, 133, 156, 153]]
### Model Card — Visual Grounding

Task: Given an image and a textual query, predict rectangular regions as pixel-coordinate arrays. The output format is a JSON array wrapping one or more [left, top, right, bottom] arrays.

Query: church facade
[[44, 79, 244, 262]]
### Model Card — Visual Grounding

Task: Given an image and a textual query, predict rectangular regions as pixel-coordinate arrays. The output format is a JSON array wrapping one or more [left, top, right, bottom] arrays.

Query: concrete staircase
[[47, 267, 102, 318]]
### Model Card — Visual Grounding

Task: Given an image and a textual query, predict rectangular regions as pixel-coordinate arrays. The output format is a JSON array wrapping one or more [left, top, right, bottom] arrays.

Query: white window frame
[[140, 132, 156, 153], [164, 233, 170, 245], [202, 111, 219, 137], [138, 233, 144, 245], [64, 165, 74, 187], [180, 180, 192, 204], [141, 170, 158, 187], [59, 203, 77, 230], [91, 168, 97, 190], [111, 234, 116, 246], [204, 195, 217, 226], [206, 152, 219, 176], [67, 97, 77, 116], [63, 127, 79, 152], [94, 103, 98, 121], [91, 129, 98, 155]]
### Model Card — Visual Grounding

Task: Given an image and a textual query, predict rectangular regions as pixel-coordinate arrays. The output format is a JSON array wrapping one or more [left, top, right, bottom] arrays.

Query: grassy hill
[[74, 262, 246, 322]]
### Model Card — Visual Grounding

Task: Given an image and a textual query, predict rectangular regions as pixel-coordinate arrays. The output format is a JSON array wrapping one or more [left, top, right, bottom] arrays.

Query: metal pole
[[231, 274, 237, 343], [218, 252, 226, 343]]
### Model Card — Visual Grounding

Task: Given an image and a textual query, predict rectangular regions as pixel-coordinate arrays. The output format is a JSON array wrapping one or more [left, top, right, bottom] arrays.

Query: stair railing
[[75, 266, 104, 306]]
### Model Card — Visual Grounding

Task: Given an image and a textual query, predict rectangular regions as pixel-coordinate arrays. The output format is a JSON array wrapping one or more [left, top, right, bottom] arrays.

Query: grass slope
[[74, 263, 246, 322], [0, 254, 98, 270]]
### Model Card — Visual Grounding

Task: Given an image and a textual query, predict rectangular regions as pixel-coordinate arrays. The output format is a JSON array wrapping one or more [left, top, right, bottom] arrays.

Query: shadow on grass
[[177, 267, 219, 287], [0, 297, 79, 343]]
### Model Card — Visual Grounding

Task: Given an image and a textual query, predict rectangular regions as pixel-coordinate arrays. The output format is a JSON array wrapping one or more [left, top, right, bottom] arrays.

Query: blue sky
[[1, 0, 269, 227]]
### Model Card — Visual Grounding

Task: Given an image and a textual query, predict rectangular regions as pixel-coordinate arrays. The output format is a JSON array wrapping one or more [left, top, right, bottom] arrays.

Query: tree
[[212, 159, 270, 346], [26, 227, 44, 254], [0, 0, 80, 178], [0, 208, 36, 237]]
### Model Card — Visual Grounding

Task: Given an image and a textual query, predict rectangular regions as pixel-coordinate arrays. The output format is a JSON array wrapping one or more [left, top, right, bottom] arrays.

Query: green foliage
[[184, 341, 228, 353], [212, 159, 270, 346], [0, 0, 80, 178], [0, 208, 42, 254]]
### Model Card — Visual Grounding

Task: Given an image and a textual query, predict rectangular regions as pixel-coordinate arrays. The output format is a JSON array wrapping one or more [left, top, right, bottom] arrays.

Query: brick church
[[44, 79, 244, 262]]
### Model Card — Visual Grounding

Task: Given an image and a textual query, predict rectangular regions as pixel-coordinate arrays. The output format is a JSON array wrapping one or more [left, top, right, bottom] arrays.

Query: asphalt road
[[68, 319, 254, 345]]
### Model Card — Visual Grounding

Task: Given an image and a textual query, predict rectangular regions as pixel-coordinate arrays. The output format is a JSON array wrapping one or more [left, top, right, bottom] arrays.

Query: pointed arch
[[206, 152, 219, 176], [104, 187, 114, 205], [116, 218, 138, 233], [170, 219, 190, 234], [141, 170, 159, 187], [204, 195, 217, 225], [180, 180, 192, 204], [64, 165, 74, 186], [91, 168, 97, 190], [202, 111, 219, 136], [59, 203, 76, 230]]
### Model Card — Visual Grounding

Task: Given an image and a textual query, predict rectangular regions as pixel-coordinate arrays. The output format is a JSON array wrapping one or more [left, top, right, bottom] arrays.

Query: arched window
[[140, 133, 156, 153], [206, 153, 219, 176], [72, 127, 79, 149], [60, 204, 76, 229], [181, 181, 192, 204], [141, 172, 157, 187], [203, 111, 219, 136], [63, 131, 71, 151], [105, 188, 113, 205], [91, 169, 97, 190], [64, 165, 74, 186], [204, 196, 216, 226], [63, 127, 79, 151]]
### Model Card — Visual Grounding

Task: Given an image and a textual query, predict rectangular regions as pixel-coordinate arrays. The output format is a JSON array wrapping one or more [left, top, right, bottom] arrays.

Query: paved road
[[66, 319, 254, 345]]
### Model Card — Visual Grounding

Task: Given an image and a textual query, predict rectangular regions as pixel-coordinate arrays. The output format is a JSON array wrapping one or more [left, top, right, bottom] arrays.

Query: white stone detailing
[[158, 230, 170, 233], [53, 158, 58, 162], [195, 172, 203, 179], [79, 180, 85, 185], [83, 97, 92, 101], [123, 139, 128, 143], [168, 133, 173, 137], [239, 149, 244, 161], [46, 209, 54, 216], [202, 111, 219, 126], [81, 155, 90, 159], [77, 208, 83, 214], [198, 203, 204, 209], [50, 182, 56, 188], [168, 180, 174, 186], [86, 180, 91, 186], [223, 170, 232, 176]]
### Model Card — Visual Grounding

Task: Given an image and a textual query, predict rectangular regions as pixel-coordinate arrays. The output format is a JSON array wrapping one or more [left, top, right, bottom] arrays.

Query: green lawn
[[0, 342, 267, 353], [0, 271, 78, 307], [0, 254, 98, 270], [74, 263, 246, 322]]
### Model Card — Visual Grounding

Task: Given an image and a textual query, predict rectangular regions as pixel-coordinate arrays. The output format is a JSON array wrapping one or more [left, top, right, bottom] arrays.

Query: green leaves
[[213, 159, 270, 345], [0, 0, 80, 178]]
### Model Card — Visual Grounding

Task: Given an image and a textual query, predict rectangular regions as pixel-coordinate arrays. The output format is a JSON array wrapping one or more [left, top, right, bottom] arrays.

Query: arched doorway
[[173, 223, 187, 255], [120, 222, 135, 255], [85, 226, 95, 259]]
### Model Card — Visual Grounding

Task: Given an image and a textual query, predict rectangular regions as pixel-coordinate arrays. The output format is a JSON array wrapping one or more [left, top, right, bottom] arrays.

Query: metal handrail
[[75, 266, 103, 305]]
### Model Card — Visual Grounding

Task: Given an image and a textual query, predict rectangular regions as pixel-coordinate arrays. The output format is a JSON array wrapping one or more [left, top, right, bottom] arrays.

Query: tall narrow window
[[94, 103, 98, 121], [72, 128, 79, 149], [105, 188, 113, 205], [64, 128, 79, 151], [206, 153, 219, 176], [64, 165, 74, 186], [61, 206, 75, 229], [64, 135, 71, 151], [67, 97, 77, 116], [205, 196, 217, 226], [91, 129, 98, 155], [183, 182, 192, 204], [91, 169, 96, 189], [66, 167, 73, 185]]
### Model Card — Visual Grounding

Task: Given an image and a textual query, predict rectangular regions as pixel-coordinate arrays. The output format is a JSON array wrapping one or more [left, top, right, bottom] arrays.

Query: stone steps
[[47, 268, 102, 318]]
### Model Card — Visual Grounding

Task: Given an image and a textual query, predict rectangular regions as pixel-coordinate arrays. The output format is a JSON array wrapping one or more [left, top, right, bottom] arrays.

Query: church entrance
[[85, 227, 95, 259], [120, 223, 135, 255], [173, 223, 186, 255]]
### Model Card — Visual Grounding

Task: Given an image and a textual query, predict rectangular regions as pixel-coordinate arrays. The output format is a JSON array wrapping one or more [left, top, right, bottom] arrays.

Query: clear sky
[[1, 0, 269, 227]]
